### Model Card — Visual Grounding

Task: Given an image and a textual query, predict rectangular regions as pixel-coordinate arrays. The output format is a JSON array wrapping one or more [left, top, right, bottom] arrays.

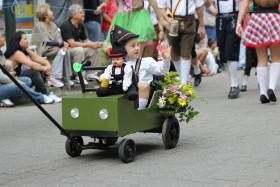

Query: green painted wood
[[62, 92, 164, 137], [62, 93, 120, 132]]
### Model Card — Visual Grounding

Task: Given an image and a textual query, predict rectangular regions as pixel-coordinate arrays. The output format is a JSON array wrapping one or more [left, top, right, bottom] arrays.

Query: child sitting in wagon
[[110, 25, 171, 109], [96, 43, 133, 97]]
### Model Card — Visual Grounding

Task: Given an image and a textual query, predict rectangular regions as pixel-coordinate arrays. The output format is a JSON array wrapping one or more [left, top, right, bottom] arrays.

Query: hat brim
[[118, 33, 139, 45], [107, 47, 126, 57]]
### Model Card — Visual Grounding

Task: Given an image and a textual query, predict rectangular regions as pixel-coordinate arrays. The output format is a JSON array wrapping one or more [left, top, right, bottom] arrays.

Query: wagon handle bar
[[0, 64, 81, 149]]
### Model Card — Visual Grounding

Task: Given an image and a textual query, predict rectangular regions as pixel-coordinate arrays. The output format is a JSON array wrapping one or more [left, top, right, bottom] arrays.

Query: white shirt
[[126, 57, 170, 84], [101, 64, 133, 91], [214, 0, 240, 14], [158, 0, 204, 16]]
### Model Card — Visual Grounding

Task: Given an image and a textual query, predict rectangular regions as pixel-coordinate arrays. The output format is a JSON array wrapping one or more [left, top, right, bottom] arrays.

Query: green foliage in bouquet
[[157, 72, 200, 123]]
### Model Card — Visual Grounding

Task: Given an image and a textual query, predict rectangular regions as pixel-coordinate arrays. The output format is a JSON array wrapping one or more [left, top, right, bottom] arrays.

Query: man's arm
[[196, 5, 206, 40]]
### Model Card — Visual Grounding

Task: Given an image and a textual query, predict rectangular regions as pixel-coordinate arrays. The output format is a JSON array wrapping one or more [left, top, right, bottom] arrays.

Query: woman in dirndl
[[108, 0, 161, 53], [236, 0, 280, 104]]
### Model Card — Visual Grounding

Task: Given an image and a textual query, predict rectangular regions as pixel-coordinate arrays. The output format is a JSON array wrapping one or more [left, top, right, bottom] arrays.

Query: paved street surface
[[1, 72, 280, 187]]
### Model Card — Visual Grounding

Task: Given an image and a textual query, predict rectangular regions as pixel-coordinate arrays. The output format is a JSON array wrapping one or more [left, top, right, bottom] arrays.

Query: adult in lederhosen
[[158, 0, 206, 85], [211, 0, 241, 99]]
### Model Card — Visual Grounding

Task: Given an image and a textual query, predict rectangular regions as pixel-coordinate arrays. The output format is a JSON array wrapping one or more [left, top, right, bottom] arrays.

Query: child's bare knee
[[137, 81, 150, 91]]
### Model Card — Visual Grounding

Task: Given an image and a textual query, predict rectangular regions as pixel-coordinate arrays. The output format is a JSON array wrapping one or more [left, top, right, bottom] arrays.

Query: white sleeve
[[195, 0, 204, 8], [99, 65, 112, 80], [122, 65, 133, 91], [157, 0, 166, 8], [145, 57, 170, 76]]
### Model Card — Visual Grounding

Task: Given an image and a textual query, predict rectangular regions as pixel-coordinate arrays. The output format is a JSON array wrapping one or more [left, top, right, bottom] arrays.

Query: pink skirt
[[243, 13, 280, 47]]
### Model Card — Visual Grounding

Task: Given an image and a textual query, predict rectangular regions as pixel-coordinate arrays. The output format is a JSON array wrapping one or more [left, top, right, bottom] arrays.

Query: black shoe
[[267, 89, 277, 102], [260, 95, 270, 104], [228, 86, 240, 99], [240, 85, 247, 92], [194, 74, 202, 87]]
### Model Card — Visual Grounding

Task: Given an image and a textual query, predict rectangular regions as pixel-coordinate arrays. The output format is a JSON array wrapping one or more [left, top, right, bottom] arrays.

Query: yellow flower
[[178, 97, 187, 107], [168, 97, 175, 104], [182, 83, 196, 96]]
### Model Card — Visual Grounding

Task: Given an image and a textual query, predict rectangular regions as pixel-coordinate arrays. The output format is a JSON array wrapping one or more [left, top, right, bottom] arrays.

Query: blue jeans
[[0, 77, 44, 103], [85, 21, 101, 42], [205, 26, 216, 40]]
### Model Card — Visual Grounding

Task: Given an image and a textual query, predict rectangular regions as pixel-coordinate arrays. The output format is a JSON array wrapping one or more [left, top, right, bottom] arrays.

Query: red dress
[[101, 0, 118, 33], [243, 3, 280, 47]]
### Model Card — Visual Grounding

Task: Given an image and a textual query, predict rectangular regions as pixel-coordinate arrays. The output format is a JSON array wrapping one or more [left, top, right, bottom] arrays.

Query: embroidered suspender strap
[[112, 65, 116, 78], [233, 0, 236, 12], [170, 0, 182, 17], [186, 0, 188, 15], [133, 46, 146, 83]]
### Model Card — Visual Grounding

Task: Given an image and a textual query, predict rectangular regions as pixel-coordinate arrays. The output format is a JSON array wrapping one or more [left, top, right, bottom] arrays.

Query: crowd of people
[[0, 0, 279, 107]]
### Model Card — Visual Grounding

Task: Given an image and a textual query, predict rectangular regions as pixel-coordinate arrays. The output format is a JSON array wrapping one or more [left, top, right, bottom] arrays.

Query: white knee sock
[[269, 62, 280, 91], [226, 61, 239, 87], [242, 75, 249, 86], [194, 62, 201, 75], [256, 66, 268, 96], [173, 60, 181, 73], [180, 59, 191, 84], [138, 98, 148, 110]]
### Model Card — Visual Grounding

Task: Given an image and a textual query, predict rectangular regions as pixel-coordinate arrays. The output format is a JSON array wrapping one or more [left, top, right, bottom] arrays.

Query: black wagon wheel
[[118, 139, 136, 163], [162, 116, 180, 149], [103, 137, 118, 146], [65, 136, 83, 157]]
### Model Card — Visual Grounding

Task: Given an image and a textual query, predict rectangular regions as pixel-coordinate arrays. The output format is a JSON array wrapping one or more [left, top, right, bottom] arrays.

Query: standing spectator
[[236, 0, 280, 103], [83, 0, 101, 42], [99, 0, 118, 38], [209, 0, 241, 99], [109, 0, 162, 55], [4, 31, 61, 103], [60, 4, 102, 81], [31, 3, 74, 87], [204, 0, 216, 40], [159, 0, 206, 85]]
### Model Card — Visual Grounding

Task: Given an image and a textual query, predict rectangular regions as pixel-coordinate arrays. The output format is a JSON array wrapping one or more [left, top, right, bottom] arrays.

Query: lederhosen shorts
[[168, 15, 196, 60], [216, 12, 241, 63]]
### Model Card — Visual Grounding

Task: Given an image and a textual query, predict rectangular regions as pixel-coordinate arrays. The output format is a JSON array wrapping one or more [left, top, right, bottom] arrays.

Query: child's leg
[[138, 81, 150, 109]]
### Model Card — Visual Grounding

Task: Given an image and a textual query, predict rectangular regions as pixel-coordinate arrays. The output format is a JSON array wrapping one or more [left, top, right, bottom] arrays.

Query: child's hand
[[161, 43, 171, 60]]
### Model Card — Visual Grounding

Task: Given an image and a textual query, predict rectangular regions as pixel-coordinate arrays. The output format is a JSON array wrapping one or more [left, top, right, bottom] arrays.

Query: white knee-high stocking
[[269, 62, 280, 91], [256, 66, 268, 96], [180, 59, 191, 84], [226, 61, 238, 87], [138, 98, 148, 110]]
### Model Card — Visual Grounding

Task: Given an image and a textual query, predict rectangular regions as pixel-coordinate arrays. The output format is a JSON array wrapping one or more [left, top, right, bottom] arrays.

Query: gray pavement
[[1, 71, 280, 187]]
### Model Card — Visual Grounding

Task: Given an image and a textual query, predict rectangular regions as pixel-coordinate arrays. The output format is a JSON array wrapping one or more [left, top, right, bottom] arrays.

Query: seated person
[[0, 37, 54, 106], [96, 43, 132, 97], [60, 4, 102, 82], [31, 3, 73, 87], [4, 31, 61, 103], [110, 25, 171, 109], [196, 47, 218, 76]]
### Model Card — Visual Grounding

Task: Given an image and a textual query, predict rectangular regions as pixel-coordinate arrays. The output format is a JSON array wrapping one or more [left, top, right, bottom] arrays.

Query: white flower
[[157, 96, 166, 108]]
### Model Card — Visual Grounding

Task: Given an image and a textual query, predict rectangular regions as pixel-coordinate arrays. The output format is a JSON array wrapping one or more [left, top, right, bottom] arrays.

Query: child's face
[[124, 38, 140, 59], [112, 57, 124, 66]]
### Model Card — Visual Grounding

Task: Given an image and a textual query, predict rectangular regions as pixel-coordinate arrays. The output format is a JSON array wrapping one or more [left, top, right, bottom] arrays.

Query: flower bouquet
[[157, 72, 199, 123]]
